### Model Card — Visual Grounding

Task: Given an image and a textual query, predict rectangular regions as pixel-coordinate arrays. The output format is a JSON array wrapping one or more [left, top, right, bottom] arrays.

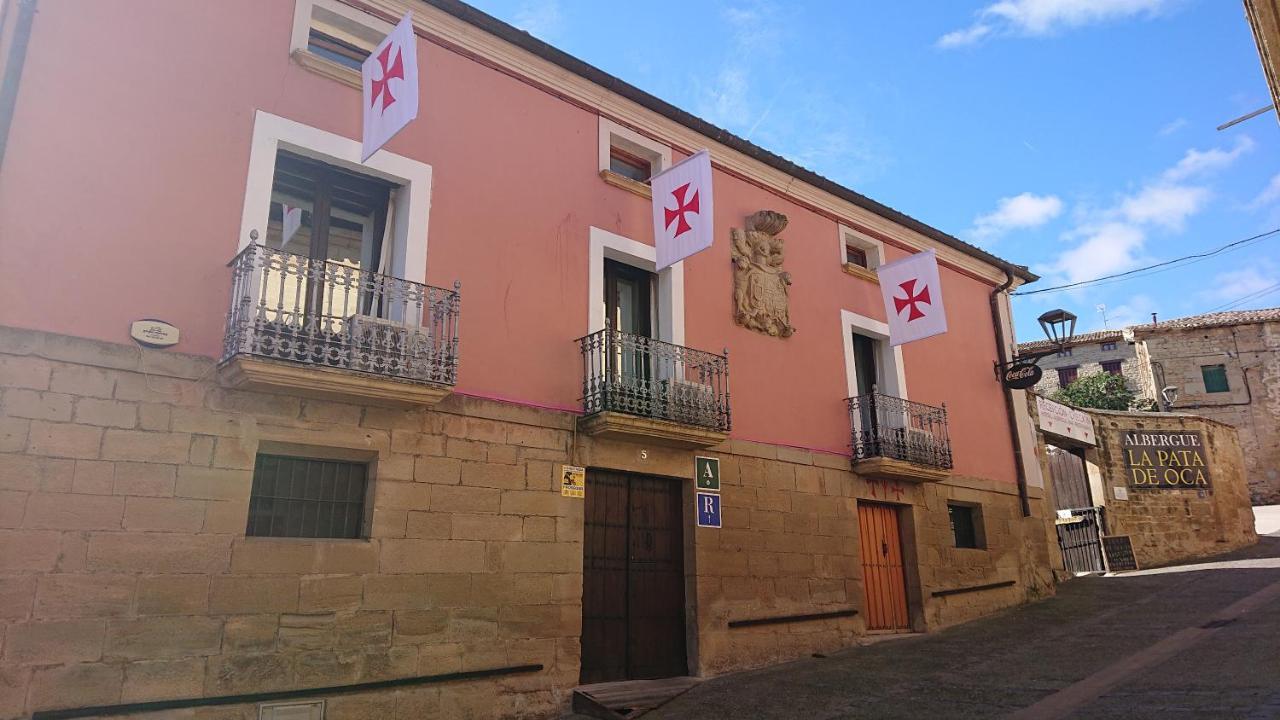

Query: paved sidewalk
[[634, 537, 1280, 719]]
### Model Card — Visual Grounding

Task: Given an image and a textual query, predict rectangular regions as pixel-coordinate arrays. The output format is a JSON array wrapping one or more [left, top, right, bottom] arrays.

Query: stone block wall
[[1135, 321, 1280, 504], [1087, 411, 1258, 568], [0, 326, 1058, 719], [1031, 340, 1143, 398]]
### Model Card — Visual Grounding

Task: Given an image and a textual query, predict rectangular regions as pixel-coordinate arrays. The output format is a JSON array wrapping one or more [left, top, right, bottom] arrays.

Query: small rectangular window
[[608, 145, 653, 182], [948, 503, 982, 549], [1101, 360, 1123, 376], [845, 244, 869, 268], [1056, 347, 1073, 358], [1057, 366, 1078, 388], [247, 455, 369, 538], [307, 28, 369, 70], [1100, 342, 1117, 352], [1201, 364, 1229, 393]]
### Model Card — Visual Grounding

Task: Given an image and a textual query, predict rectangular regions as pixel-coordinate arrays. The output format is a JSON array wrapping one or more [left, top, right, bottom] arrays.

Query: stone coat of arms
[[731, 210, 795, 337]]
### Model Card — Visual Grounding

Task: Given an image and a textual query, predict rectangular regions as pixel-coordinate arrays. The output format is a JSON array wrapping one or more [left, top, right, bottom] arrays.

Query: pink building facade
[[0, 1, 1058, 718]]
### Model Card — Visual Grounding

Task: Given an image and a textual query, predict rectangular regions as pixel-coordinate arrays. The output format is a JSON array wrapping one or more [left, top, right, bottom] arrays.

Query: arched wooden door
[[858, 502, 911, 632]]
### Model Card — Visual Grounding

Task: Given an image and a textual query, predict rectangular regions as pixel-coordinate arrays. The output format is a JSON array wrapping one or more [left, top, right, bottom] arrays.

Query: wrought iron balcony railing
[[847, 392, 952, 470], [223, 244, 459, 385], [578, 328, 730, 432]]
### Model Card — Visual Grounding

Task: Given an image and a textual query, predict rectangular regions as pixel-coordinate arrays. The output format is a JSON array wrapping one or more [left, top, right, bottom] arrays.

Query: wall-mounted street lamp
[[1161, 385, 1179, 412], [995, 309, 1079, 389]]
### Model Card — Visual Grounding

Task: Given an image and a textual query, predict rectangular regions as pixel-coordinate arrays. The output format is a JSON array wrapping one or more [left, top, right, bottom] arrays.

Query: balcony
[[847, 392, 952, 482], [578, 328, 730, 448], [220, 244, 459, 406]]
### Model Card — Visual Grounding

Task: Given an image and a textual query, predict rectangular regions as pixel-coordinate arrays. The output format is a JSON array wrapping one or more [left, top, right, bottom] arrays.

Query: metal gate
[[1055, 506, 1106, 574], [1047, 446, 1106, 574]]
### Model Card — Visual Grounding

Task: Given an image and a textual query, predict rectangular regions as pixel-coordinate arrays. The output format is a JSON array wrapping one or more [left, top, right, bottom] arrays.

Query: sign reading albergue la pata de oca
[[1122, 430, 1210, 489]]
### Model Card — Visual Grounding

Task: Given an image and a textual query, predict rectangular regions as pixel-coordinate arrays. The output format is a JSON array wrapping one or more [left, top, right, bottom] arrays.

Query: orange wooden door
[[858, 502, 911, 631]]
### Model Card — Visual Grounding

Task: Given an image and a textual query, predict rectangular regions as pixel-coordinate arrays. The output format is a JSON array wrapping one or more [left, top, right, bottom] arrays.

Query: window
[[598, 118, 670, 197], [1100, 342, 1117, 352], [845, 244, 869, 268], [1101, 360, 1123, 376], [839, 225, 885, 276], [247, 455, 369, 538], [841, 309, 906, 401], [608, 146, 653, 183], [1057, 366, 1078, 388], [237, 111, 433, 288], [947, 503, 983, 549], [1201, 364, 1229, 393], [289, 0, 390, 87], [307, 28, 369, 70], [588, 226, 685, 345], [851, 332, 880, 396], [264, 151, 398, 325], [1056, 347, 1073, 358]]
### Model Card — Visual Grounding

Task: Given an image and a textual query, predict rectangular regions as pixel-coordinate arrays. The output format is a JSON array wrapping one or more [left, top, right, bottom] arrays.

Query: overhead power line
[[1207, 282, 1280, 313], [1013, 227, 1280, 297]]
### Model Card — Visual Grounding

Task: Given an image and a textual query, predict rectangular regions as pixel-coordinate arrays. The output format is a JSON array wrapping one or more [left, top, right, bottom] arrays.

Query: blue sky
[[470, 0, 1280, 340]]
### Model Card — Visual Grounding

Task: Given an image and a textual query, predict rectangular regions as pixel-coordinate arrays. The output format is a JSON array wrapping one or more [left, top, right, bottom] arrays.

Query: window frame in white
[[598, 117, 672, 182], [840, 310, 906, 400], [588, 227, 684, 346], [238, 110, 432, 288], [838, 224, 886, 272], [289, 0, 391, 73]]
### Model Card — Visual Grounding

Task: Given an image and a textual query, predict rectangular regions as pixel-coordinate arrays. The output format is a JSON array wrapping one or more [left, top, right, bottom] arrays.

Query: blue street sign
[[696, 491, 721, 528]]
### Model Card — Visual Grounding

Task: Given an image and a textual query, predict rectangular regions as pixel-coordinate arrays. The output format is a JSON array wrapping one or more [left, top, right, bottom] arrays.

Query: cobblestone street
[[641, 534, 1280, 719]]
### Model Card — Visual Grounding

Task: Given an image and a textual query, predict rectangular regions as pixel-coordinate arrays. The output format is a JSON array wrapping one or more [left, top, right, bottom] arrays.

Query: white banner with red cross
[[651, 150, 714, 271], [877, 249, 948, 346], [362, 13, 419, 162]]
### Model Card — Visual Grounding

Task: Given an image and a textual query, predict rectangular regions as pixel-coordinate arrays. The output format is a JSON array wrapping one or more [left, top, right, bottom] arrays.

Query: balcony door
[[603, 259, 657, 412], [266, 151, 395, 326]]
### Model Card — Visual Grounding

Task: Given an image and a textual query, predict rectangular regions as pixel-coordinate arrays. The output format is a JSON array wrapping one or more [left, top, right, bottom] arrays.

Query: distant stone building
[[1018, 329, 1143, 399], [1130, 309, 1280, 505], [1020, 308, 1280, 504]]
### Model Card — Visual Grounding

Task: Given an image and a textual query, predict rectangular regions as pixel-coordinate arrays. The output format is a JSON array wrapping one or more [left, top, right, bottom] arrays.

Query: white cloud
[[937, 24, 994, 48], [939, 0, 1173, 48], [1162, 136, 1254, 183], [968, 192, 1063, 242], [1035, 138, 1249, 288], [1199, 264, 1279, 303], [513, 0, 563, 41], [1157, 118, 1188, 137], [1249, 173, 1280, 209], [1117, 184, 1209, 230], [1043, 222, 1148, 283]]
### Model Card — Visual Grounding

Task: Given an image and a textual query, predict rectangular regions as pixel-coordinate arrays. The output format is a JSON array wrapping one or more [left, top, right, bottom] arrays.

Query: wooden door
[[858, 502, 911, 632], [580, 470, 687, 684]]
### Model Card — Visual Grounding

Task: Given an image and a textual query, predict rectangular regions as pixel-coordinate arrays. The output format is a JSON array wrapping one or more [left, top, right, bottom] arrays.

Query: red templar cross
[[893, 279, 931, 321], [663, 183, 700, 238], [370, 43, 405, 112]]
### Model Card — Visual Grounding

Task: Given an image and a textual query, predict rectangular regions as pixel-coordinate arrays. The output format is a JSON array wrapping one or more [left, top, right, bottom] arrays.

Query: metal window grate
[[247, 455, 368, 539]]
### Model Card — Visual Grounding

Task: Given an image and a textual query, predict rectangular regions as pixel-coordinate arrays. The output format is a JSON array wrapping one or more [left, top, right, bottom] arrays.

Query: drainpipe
[[990, 271, 1032, 517], [0, 0, 37, 171]]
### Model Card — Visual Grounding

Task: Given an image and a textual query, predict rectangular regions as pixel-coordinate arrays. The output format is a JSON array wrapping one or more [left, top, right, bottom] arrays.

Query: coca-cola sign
[[1002, 361, 1043, 390]]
